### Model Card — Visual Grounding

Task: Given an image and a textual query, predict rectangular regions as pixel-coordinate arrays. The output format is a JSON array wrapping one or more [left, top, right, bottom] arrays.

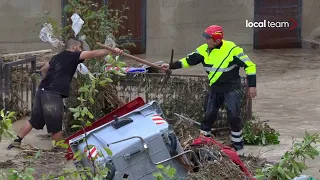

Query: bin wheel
[[167, 133, 178, 156], [104, 160, 116, 180]]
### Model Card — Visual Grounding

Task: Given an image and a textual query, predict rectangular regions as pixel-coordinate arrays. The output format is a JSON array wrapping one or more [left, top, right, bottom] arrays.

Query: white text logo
[[245, 20, 291, 28]]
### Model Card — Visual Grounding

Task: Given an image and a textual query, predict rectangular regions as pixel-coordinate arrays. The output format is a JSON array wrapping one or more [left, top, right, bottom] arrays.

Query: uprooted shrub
[[255, 132, 320, 180], [243, 117, 280, 146], [36, 0, 135, 134]]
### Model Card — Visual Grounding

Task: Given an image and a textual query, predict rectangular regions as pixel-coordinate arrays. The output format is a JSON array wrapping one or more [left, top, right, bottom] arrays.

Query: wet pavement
[[1, 48, 320, 178], [243, 49, 320, 178]]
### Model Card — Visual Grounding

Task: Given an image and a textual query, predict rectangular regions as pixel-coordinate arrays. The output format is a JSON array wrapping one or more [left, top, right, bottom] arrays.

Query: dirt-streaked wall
[[1, 0, 319, 55], [0, 0, 61, 54], [146, 0, 254, 55]]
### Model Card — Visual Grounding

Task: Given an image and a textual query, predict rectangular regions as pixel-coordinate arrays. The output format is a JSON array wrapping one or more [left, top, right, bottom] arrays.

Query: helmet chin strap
[[214, 39, 222, 45]]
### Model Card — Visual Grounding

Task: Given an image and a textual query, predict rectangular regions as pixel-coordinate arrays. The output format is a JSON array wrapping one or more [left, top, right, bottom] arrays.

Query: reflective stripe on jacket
[[178, 40, 256, 87]]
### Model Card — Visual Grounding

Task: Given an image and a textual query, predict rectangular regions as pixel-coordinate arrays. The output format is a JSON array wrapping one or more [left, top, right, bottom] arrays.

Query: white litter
[[74, 63, 91, 78], [293, 175, 316, 180], [71, 13, 84, 37], [77, 63, 90, 75], [39, 23, 64, 48], [69, 15, 91, 78]]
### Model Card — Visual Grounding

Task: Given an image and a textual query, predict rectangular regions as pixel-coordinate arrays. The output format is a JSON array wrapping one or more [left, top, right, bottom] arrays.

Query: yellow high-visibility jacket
[[170, 40, 256, 91]]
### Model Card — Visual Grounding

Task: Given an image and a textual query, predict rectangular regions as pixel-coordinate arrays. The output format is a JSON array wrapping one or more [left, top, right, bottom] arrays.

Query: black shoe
[[7, 136, 23, 150], [7, 141, 21, 150], [232, 141, 244, 151]]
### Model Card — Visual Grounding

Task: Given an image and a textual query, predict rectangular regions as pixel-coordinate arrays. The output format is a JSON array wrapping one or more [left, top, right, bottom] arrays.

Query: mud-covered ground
[[0, 118, 69, 179]]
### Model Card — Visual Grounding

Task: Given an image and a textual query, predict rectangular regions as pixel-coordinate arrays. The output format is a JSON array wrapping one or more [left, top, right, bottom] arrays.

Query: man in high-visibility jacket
[[161, 25, 257, 151]]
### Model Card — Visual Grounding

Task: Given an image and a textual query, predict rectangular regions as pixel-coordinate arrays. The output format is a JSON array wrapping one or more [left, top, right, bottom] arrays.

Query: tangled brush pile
[[172, 117, 265, 180]]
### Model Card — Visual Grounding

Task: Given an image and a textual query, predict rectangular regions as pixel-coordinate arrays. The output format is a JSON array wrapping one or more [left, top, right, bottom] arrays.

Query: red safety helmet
[[203, 25, 224, 44]]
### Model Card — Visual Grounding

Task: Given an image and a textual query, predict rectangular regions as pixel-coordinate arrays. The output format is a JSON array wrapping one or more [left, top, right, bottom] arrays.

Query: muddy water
[[241, 49, 320, 177]]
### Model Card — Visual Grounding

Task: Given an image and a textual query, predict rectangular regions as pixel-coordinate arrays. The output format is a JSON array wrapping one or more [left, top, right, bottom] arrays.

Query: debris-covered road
[[0, 48, 319, 178], [149, 48, 320, 178]]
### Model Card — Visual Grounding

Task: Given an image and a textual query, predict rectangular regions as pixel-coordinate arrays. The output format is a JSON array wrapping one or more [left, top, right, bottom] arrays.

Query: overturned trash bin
[[68, 100, 199, 180]]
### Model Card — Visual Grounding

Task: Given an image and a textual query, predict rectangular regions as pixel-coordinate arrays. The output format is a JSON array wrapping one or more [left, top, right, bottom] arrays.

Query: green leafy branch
[[64, 59, 123, 179], [63, 0, 135, 51], [69, 56, 126, 131], [0, 150, 40, 180], [0, 109, 17, 142], [243, 118, 280, 146], [254, 132, 320, 180], [0, 0, 133, 179], [152, 164, 178, 180], [47, 2, 130, 178], [64, 40, 127, 180]]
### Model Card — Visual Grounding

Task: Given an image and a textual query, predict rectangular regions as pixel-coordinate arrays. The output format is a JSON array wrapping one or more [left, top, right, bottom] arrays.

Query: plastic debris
[[105, 66, 147, 73], [39, 23, 64, 48], [77, 63, 90, 75], [74, 63, 90, 78], [71, 13, 84, 36], [293, 175, 316, 180]]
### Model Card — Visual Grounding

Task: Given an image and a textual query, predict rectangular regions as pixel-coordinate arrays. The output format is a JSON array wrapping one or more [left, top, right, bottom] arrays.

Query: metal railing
[[0, 57, 37, 116], [0, 57, 252, 123]]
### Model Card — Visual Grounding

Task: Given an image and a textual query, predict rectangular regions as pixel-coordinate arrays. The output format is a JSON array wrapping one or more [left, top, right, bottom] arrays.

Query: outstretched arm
[[79, 48, 123, 60], [162, 50, 204, 70]]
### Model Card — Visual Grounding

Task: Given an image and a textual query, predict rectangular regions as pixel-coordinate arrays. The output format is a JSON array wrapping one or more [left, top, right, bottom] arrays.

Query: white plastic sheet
[[39, 23, 64, 48], [74, 63, 90, 78], [77, 63, 90, 74], [293, 175, 316, 180], [71, 13, 84, 37]]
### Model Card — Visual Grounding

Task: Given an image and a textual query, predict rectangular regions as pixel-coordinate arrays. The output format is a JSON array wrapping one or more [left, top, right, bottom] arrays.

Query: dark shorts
[[29, 89, 64, 134]]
